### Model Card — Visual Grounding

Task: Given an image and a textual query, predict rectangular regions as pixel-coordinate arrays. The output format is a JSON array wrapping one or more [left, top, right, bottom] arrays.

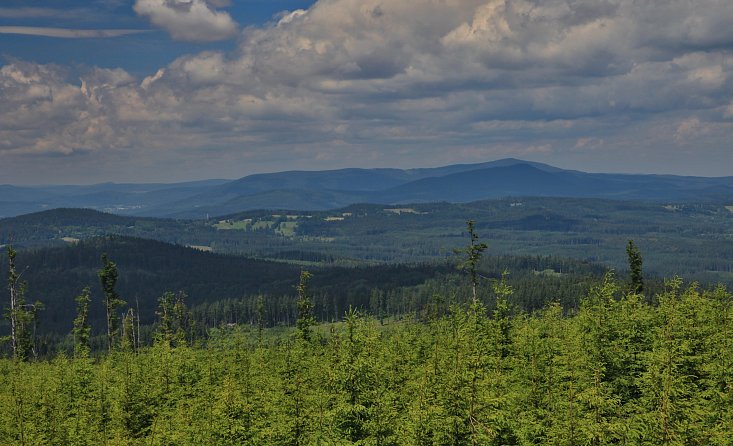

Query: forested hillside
[[4, 197, 733, 283], [0, 235, 615, 355], [2, 215, 731, 445], [1, 274, 731, 444]]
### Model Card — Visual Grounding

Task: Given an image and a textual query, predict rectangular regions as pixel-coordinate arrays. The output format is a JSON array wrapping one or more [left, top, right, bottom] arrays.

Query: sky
[[1, 0, 732, 185]]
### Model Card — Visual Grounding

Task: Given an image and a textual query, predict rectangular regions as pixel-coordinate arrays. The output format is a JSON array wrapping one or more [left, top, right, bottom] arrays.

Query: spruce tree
[[72, 287, 91, 358], [296, 271, 316, 343], [455, 220, 488, 303], [255, 295, 266, 344], [98, 254, 125, 351], [626, 240, 644, 294], [5, 246, 41, 361], [121, 308, 137, 352], [172, 291, 192, 346], [156, 291, 175, 346]]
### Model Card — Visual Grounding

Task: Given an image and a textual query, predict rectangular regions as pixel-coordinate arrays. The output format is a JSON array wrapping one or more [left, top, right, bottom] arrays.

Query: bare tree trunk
[[9, 272, 17, 358]]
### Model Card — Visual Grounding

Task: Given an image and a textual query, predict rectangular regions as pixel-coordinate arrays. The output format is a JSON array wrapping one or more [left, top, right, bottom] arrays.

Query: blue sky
[[1, 0, 732, 184], [0, 0, 315, 74]]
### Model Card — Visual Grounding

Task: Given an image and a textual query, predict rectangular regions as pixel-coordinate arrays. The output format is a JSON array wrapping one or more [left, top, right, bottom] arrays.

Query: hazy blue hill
[[33, 179, 231, 196], [0, 180, 230, 217], [153, 161, 733, 215], [165, 188, 371, 218], [151, 169, 396, 216], [373, 164, 607, 202], [573, 172, 733, 200], [218, 168, 410, 194], [0, 185, 58, 202], [156, 159, 574, 217], [0, 186, 59, 217], [0, 201, 51, 219], [2, 159, 733, 218], [405, 158, 568, 176], [213, 159, 560, 196], [59, 185, 232, 214], [374, 164, 733, 203]]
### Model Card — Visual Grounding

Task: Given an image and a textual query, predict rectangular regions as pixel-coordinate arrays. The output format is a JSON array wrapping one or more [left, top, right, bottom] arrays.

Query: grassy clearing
[[726, 206, 733, 214], [214, 219, 251, 230], [384, 208, 425, 215], [252, 221, 275, 230], [276, 221, 299, 236], [533, 269, 564, 277]]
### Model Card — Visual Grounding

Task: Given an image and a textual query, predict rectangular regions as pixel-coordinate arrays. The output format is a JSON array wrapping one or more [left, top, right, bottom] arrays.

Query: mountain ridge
[[2, 159, 732, 218]]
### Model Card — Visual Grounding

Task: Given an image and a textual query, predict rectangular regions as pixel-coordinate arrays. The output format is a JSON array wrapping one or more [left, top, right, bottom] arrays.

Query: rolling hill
[[1, 159, 732, 218], [0, 235, 453, 338]]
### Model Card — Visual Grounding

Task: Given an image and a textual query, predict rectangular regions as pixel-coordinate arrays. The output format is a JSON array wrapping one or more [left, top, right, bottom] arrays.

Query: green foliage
[[98, 253, 125, 351], [0, 275, 732, 443], [295, 271, 316, 343], [627, 239, 644, 294], [4, 246, 41, 361], [156, 291, 192, 347], [455, 220, 488, 303], [6, 199, 733, 287], [72, 287, 91, 358]]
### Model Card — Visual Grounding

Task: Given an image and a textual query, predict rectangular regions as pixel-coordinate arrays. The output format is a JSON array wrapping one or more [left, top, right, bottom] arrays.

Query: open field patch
[[276, 221, 299, 236], [214, 219, 252, 230], [384, 208, 425, 215], [187, 245, 212, 252]]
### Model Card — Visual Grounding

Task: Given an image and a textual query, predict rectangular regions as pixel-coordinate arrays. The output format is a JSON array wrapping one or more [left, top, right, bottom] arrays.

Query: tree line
[[1, 238, 732, 444]]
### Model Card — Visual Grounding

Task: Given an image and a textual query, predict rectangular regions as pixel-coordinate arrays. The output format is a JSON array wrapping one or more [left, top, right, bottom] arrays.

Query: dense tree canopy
[[0, 274, 730, 444]]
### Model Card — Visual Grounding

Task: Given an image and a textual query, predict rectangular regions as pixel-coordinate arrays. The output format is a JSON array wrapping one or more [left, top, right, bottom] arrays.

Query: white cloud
[[3, 0, 733, 182], [0, 26, 148, 38], [133, 0, 238, 42]]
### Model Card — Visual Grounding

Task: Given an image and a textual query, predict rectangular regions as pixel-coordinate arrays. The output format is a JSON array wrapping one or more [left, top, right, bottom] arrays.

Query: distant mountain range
[[2, 159, 732, 218]]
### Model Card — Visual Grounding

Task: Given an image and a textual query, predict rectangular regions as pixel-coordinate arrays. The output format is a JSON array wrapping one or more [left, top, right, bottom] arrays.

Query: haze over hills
[[1, 159, 732, 218]]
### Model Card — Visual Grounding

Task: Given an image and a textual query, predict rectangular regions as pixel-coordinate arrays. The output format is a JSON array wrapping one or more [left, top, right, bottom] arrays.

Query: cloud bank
[[2, 0, 733, 183]]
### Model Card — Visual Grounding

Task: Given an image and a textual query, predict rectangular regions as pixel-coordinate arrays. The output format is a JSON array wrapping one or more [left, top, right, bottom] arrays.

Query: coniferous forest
[[2, 222, 733, 445], [5, 0, 733, 443]]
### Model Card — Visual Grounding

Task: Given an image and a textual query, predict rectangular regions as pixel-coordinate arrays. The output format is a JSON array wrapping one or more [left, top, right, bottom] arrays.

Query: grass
[[276, 221, 299, 236], [533, 269, 565, 277], [188, 245, 213, 252], [384, 208, 423, 215], [214, 219, 251, 230], [252, 221, 275, 230]]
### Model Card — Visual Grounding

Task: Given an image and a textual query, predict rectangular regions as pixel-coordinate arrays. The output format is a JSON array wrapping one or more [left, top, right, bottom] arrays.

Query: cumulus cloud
[[3, 0, 733, 182], [133, 0, 238, 42]]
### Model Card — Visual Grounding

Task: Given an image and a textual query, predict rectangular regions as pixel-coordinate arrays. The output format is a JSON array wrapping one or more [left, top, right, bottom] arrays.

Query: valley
[[3, 196, 733, 283]]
